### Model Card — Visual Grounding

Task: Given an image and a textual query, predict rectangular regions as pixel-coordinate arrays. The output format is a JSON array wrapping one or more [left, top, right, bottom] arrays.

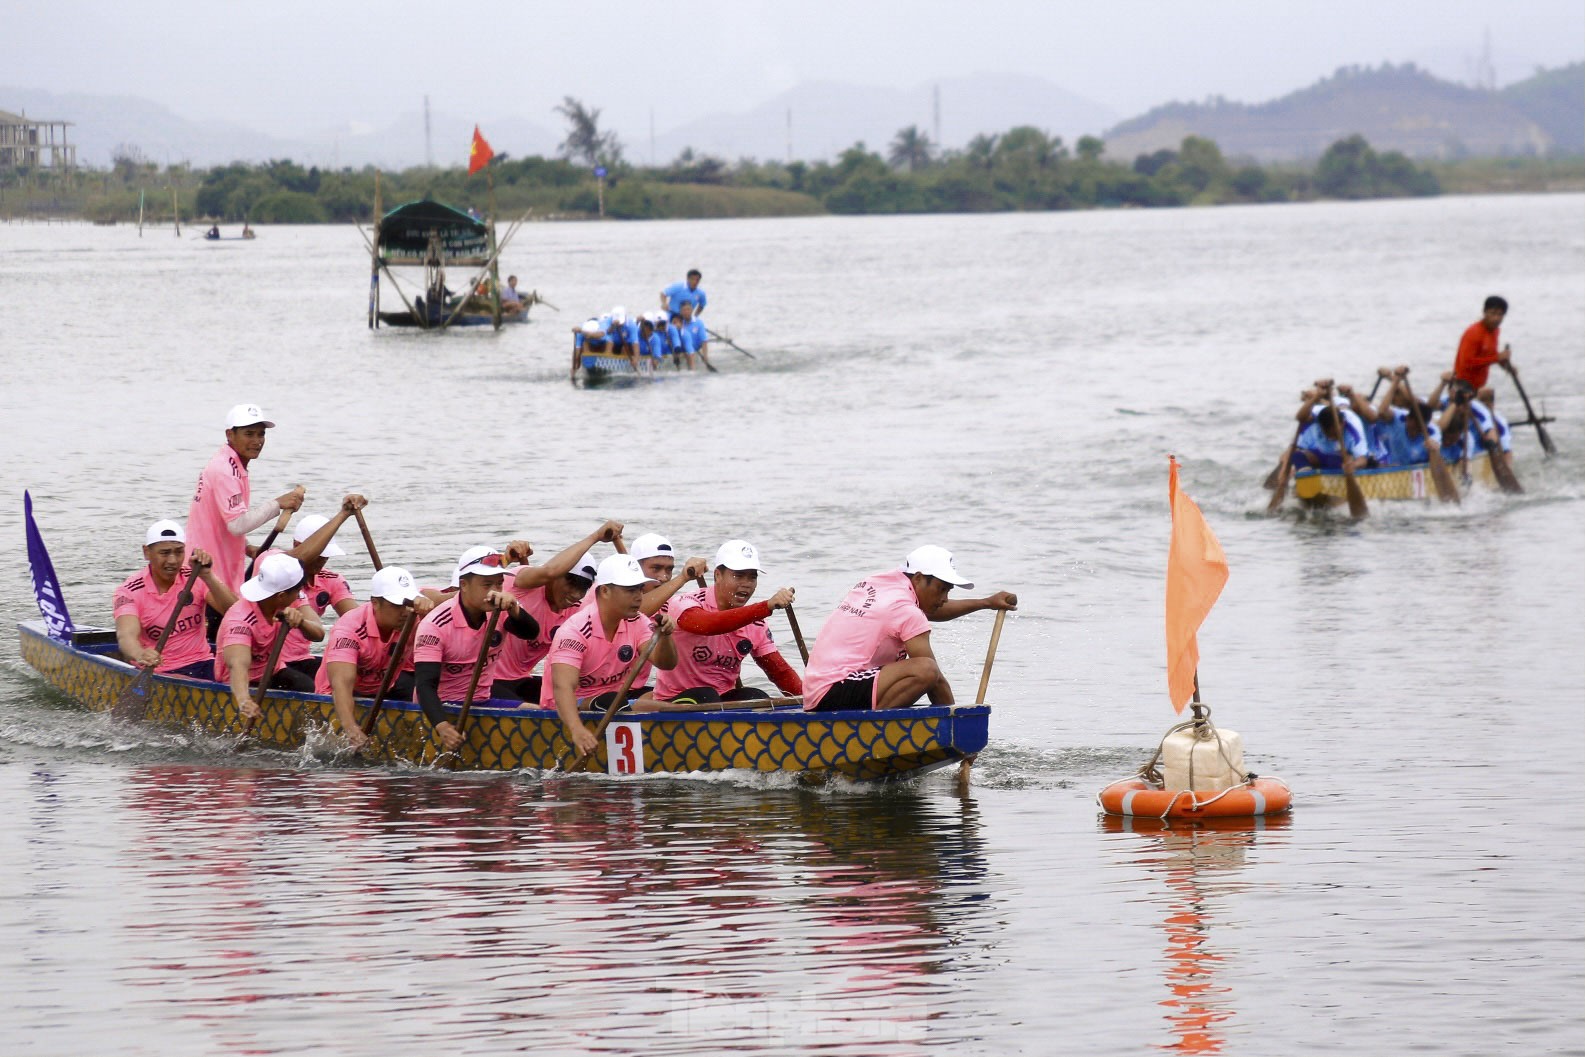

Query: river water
[[1, 195, 1581, 1055]]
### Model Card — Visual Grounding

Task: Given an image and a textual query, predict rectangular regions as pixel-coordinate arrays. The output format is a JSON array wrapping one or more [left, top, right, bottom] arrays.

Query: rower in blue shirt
[[659, 270, 707, 319], [1290, 384, 1371, 471], [673, 301, 712, 372], [1369, 367, 1441, 465]]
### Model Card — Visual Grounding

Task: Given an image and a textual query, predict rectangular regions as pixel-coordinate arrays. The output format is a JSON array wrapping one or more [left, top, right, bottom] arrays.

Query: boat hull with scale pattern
[[1291, 458, 1496, 504], [17, 621, 987, 781]]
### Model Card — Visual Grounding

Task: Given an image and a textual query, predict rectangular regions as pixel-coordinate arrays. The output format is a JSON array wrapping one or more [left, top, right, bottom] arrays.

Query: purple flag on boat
[[24, 491, 75, 644]]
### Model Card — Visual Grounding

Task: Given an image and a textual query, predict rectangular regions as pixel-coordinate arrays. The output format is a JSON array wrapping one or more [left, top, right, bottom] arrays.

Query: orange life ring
[[1097, 776, 1292, 819]]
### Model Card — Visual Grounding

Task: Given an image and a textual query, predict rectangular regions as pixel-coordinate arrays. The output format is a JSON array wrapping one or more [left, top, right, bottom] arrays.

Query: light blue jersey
[[1297, 403, 1369, 458], [1375, 407, 1442, 465], [663, 281, 706, 316]]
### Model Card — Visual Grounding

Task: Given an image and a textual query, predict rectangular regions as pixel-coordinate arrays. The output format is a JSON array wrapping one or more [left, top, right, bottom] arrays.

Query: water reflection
[[1102, 814, 1293, 1054], [103, 767, 996, 1055]]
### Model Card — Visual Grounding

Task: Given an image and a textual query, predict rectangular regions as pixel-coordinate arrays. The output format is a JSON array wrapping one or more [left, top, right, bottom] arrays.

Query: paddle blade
[[1537, 423, 1558, 457], [1427, 450, 1462, 505], [1491, 452, 1524, 494], [1265, 462, 1291, 513], [110, 668, 153, 722], [1344, 473, 1369, 519]]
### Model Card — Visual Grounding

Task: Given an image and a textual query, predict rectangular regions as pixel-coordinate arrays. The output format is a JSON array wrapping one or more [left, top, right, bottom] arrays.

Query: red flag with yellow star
[[468, 126, 494, 175]]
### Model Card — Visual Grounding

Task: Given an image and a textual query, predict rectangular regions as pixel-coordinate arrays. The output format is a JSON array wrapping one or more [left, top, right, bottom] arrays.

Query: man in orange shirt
[[1452, 295, 1512, 397]]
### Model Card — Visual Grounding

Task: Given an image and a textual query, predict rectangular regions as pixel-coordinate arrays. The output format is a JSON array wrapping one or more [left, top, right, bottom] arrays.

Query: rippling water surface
[[1, 196, 1582, 1055]]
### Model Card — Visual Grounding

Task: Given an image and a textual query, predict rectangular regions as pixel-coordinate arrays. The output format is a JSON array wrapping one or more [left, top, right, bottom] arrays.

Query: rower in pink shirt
[[803, 546, 1017, 712], [629, 531, 710, 619], [412, 546, 542, 752], [216, 552, 324, 720], [185, 403, 305, 592], [113, 519, 239, 679], [649, 540, 802, 705], [254, 499, 368, 679], [542, 553, 679, 759], [315, 566, 434, 751], [491, 521, 621, 701]]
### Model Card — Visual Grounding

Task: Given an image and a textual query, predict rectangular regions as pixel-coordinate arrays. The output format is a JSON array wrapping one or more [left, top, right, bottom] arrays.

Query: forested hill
[[1103, 63, 1584, 162]]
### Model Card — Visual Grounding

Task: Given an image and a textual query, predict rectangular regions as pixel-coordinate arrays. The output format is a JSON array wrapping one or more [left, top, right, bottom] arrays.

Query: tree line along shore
[[2, 127, 1581, 225]]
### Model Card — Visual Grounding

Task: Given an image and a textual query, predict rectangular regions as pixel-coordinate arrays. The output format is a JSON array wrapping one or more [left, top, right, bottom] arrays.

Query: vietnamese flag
[[468, 125, 494, 175], [1165, 456, 1228, 713]]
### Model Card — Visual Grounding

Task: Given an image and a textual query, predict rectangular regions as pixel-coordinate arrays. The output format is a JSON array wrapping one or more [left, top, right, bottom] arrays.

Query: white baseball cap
[[450, 545, 511, 587], [241, 552, 304, 602], [611, 306, 627, 324], [225, 403, 276, 429], [901, 545, 974, 589], [370, 566, 421, 605], [144, 519, 186, 546], [629, 533, 674, 561], [290, 514, 346, 557], [594, 553, 655, 588], [580, 319, 604, 336], [714, 539, 762, 572], [569, 555, 600, 583]]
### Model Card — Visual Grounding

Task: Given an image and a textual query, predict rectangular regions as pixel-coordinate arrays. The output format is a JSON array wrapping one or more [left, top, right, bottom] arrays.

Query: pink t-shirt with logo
[[186, 444, 251, 591], [493, 580, 578, 680], [281, 568, 354, 664], [537, 604, 654, 709], [113, 565, 214, 674], [314, 601, 412, 696], [654, 586, 776, 699], [802, 569, 930, 710], [214, 598, 286, 684], [413, 596, 512, 702]]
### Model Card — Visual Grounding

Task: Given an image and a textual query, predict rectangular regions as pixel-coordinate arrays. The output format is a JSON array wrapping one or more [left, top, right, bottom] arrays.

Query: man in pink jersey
[[217, 552, 324, 719], [648, 539, 802, 706], [114, 520, 239, 679], [185, 403, 306, 593], [492, 519, 625, 702], [316, 566, 433, 750], [254, 498, 368, 681], [803, 545, 1017, 712], [629, 531, 710, 618], [413, 547, 542, 752], [541, 553, 679, 758]]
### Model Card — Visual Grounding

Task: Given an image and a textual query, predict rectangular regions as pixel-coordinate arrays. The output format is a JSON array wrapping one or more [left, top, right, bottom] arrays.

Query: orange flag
[[1165, 456, 1228, 713], [468, 125, 494, 175]]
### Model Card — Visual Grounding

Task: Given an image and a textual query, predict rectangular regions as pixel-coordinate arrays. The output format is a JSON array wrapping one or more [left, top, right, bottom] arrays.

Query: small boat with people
[[17, 620, 987, 780]]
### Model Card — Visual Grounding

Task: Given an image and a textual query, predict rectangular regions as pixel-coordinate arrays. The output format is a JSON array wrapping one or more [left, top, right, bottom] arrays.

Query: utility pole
[[424, 95, 433, 168]]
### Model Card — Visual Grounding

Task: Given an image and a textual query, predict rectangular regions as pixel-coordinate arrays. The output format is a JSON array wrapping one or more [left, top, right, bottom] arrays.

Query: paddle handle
[[246, 507, 295, 580], [360, 609, 419, 736], [452, 608, 502, 737], [354, 509, 382, 571], [1399, 376, 1460, 504], [241, 614, 291, 736], [560, 634, 660, 772], [784, 605, 811, 665], [974, 609, 1008, 705]]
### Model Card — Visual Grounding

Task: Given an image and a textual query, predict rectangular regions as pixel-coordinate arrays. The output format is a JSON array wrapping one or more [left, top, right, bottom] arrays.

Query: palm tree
[[887, 125, 935, 171]]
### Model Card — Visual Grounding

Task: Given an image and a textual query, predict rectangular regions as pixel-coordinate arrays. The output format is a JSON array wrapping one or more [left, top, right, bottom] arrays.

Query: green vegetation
[[16, 127, 1580, 226]]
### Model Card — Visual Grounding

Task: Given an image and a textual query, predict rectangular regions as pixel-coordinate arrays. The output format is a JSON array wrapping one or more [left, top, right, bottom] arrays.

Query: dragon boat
[[1289, 458, 1497, 505], [17, 621, 989, 781]]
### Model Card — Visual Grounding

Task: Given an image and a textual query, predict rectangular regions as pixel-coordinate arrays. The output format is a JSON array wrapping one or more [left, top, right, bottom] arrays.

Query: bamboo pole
[[487, 168, 502, 330], [369, 170, 382, 328]]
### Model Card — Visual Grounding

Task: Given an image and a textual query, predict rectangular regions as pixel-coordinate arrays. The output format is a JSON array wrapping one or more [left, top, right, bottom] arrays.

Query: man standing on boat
[[539, 554, 680, 758], [660, 269, 706, 318], [186, 403, 305, 593], [412, 547, 542, 752], [114, 520, 239, 679], [803, 546, 1017, 712], [1452, 295, 1514, 398], [216, 553, 323, 716], [316, 566, 433, 751], [647, 540, 802, 706]]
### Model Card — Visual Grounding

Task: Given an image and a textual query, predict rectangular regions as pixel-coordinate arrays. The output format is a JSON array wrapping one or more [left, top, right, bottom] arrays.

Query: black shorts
[[491, 675, 541, 703], [811, 675, 876, 712], [665, 685, 771, 705]]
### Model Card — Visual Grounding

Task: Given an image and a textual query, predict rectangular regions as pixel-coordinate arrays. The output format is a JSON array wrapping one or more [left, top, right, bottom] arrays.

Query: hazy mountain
[[642, 73, 1118, 164], [1101, 63, 1582, 163]]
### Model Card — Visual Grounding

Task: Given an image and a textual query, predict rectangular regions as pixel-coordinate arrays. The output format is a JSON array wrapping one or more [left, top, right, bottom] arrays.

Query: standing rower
[[539, 554, 679, 758], [412, 547, 541, 752], [648, 540, 801, 705], [315, 566, 434, 750], [659, 269, 707, 318], [114, 520, 238, 679], [186, 403, 305, 592], [803, 546, 1017, 712], [1452, 295, 1513, 398]]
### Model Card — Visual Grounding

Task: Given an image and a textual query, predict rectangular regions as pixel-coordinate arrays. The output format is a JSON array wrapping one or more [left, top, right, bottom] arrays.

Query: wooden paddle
[[1265, 421, 1306, 510], [1501, 362, 1556, 457], [784, 605, 811, 665], [451, 608, 502, 740], [239, 614, 291, 739], [705, 327, 756, 360], [353, 509, 383, 571], [111, 566, 205, 722], [1396, 376, 1459, 504], [958, 608, 1009, 794], [1474, 414, 1524, 495], [245, 507, 294, 580], [1323, 386, 1369, 519], [557, 634, 659, 772], [358, 609, 419, 738]]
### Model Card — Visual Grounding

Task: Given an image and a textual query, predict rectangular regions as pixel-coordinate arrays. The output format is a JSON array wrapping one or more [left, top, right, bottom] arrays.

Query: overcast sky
[[6, 0, 1581, 141]]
